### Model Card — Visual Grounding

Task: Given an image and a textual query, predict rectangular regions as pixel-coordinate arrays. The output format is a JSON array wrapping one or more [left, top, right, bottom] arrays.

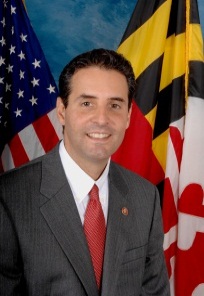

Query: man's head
[[57, 48, 136, 179], [58, 48, 136, 110]]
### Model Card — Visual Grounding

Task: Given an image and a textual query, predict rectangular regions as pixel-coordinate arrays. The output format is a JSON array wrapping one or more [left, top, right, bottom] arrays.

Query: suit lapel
[[39, 147, 132, 296], [101, 163, 130, 296], [39, 146, 98, 296]]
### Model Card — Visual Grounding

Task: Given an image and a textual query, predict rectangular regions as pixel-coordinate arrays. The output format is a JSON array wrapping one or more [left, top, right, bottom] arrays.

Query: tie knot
[[89, 184, 99, 201]]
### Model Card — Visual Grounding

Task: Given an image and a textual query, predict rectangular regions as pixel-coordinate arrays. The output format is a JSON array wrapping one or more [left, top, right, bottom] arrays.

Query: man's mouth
[[87, 133, 110, 139]]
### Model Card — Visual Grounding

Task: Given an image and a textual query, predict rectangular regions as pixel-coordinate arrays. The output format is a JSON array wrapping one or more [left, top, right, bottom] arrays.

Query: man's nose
[[94, 106, 109, 125]]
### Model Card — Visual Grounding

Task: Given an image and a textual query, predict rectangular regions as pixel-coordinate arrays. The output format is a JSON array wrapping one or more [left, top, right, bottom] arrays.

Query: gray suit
[[0, 145, 170, 295]]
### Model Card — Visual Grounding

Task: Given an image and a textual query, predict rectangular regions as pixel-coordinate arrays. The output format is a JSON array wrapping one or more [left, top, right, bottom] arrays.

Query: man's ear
[[126, 103, 132, 129], [56, 97, 66, 125]]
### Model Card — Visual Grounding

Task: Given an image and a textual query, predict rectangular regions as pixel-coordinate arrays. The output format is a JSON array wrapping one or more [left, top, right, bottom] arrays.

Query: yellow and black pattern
[[114, 0, 203, 187]]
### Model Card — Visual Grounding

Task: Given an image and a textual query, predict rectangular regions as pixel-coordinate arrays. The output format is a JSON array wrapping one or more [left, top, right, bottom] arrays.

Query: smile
[[87, 133, 110, 139]]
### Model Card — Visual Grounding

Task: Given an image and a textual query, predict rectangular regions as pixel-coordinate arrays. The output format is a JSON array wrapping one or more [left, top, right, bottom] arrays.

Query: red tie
[[84, 184, 106, 289]]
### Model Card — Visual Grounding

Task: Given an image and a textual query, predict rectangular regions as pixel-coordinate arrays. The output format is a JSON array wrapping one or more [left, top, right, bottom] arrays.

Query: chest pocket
[[116, 244, 147, 296], [122, 244, 147, 265]]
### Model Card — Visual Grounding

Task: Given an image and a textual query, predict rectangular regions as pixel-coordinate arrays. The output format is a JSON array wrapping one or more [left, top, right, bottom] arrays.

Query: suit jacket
[[0, 145, 170, 296]]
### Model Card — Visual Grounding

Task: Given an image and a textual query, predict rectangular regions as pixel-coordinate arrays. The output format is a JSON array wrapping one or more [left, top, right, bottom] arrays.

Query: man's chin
[[87, 151, 110, 163]]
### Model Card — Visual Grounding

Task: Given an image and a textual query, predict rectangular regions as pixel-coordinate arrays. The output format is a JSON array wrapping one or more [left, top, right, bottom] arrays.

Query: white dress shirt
[[59, 141, 110, 225]]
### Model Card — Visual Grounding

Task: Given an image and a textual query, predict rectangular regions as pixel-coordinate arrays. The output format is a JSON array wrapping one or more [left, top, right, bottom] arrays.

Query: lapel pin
[[122, 207, 128, 216]]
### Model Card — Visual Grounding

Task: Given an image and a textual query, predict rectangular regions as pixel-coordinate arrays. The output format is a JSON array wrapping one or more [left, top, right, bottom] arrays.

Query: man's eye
[[111, 103, 120, 109], [82, 102, 91, 107]]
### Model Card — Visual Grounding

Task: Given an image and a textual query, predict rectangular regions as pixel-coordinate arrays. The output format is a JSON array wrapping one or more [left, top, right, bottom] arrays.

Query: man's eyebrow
[[109, 97, 126, 103], [77, 93, 97, 99], [76, 94, 126, 102]]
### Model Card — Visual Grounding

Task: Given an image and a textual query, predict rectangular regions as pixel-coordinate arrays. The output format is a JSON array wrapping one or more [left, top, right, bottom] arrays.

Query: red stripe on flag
[[33, 114, 59, 152], [112, 101, 152, 175], [164, 241, 177, 278], [9, 134, 29, 167], [170, 126, 183, 171], [112, 101, 164, 184], [175, 233, 204, 295]]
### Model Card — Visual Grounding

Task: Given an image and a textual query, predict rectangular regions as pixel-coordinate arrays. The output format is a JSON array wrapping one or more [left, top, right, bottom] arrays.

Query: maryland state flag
[[112, 0, 204, 294]]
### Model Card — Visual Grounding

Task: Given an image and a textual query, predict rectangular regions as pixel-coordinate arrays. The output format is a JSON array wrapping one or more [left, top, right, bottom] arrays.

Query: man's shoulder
[[110, 160, 153, 186], [0, 144, 59, 181], [0, 158, 42, 188]]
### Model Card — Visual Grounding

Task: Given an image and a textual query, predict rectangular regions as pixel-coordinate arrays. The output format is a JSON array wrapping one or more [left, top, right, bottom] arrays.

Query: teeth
[[88, 133, 109, 139]]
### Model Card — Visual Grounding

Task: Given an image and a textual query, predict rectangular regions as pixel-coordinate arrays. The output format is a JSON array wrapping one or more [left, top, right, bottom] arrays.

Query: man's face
[[57, 66, 131, 170]]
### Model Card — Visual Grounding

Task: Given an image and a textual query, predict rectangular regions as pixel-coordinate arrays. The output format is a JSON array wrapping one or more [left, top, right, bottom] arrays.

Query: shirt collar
[[59, 141, 110, 203]]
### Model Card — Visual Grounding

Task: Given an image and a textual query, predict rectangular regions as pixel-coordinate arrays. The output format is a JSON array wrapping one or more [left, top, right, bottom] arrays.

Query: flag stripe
[[134, 57, 163, 115], [189, 61, 204, 97], [120, 0, 168, 44], [190, 0, 200, 23], [18, 124, 45, 160], [9, 134, 29, 167], [118, 0, 171, 78], [160, 33, 186, 91], [1, 144, 15, 171], [189, 25, 203, 61], [33, 114, 59, 152], [154, 76, 185, 138], [47, 108, 62, 140], [0, 0, 61, 172], [167, 0, 185, 37]]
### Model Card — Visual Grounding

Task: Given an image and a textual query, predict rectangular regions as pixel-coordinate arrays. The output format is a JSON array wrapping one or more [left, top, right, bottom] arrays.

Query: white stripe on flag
[[163, 225, 177, 251], [1, 144, 15, 171], [19, 124, 45, 160], [47, 108, 63, 140]]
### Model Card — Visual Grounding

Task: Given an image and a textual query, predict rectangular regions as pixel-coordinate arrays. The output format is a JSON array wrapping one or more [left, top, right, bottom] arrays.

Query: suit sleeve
[[0, 196, 24, 295], [141, 187, 170, 296]]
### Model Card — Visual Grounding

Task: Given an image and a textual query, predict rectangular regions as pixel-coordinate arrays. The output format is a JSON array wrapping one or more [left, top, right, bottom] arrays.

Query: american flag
[[0, 0, 61, 172]]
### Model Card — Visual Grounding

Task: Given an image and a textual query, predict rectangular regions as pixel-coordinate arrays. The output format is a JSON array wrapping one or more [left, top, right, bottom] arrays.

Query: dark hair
[[58, 48, 136, 110]]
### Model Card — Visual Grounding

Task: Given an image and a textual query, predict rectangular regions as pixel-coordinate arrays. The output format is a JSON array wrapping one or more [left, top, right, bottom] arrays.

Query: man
[[0, 48, 170, 295]]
